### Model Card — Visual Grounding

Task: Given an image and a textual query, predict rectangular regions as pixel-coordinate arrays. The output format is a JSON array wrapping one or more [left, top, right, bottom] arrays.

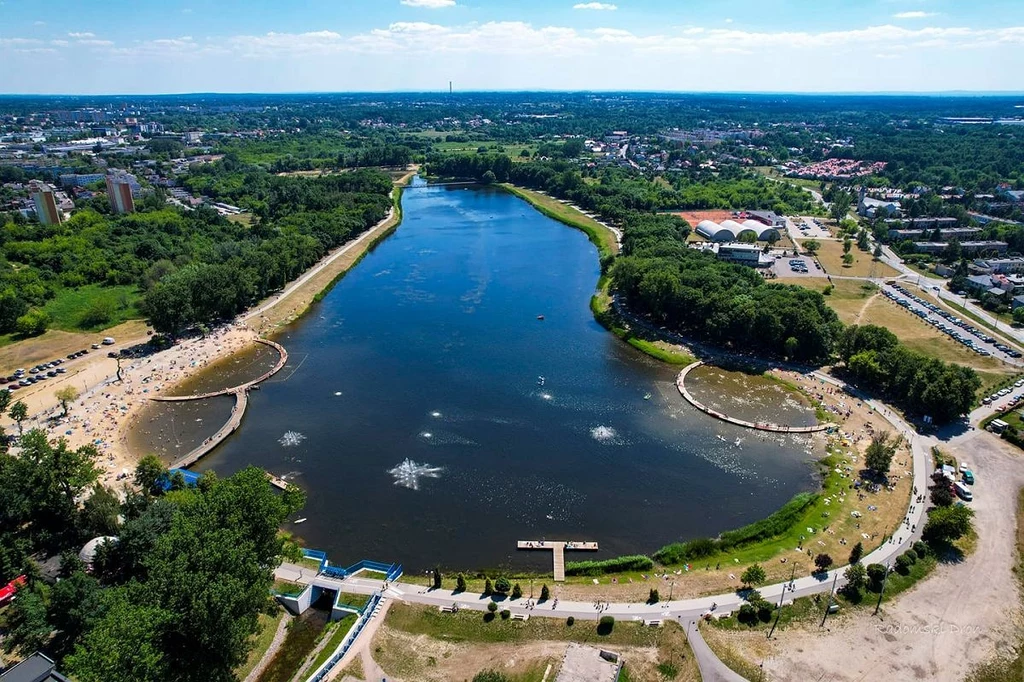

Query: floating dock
[[517, 540, 599, 582]]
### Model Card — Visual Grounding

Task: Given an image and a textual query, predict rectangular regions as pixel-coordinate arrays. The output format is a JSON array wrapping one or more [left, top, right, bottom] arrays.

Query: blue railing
[[306, 592, 383, 682], [302, 549, 328, 573], [312, 558, 403, 582], [321, 564, 348, 579]]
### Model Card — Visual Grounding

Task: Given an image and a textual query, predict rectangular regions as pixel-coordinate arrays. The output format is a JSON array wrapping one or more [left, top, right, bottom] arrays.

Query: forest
[[0, 421, 304, 682], [0, 167, 393, 337]]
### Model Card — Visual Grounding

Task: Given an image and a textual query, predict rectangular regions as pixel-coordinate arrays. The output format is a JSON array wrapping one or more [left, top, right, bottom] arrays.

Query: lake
[[156, 178, 823, 572]]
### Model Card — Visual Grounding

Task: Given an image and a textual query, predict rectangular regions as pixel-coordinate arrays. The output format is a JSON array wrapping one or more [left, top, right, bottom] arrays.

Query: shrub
[[456, 574, 467, 592], [511, 583, 522, 600], [540, 584, 550, 601], [930, 484, 954, 507], [923, 504, 974, 544], [894, 553, 914, 575], [741, 564, 766, 587], [564, 554, 653, 576], [597, 615, 615, 635], [483, 578, 493, 596], [903, 549, 918, 564], [487, 601, 498, 613], [866, 563, 888, 589], [494, 577, 511, 594], [500, 609, 511, 620], [473, 672, 511, 682], [814, 553, 833, 573], [566, 616, 575, 626], [737, 603, 757, 625], [912, 541, 930, 557], [718, 493, 817, 549], [653, 537, 717, 565], [648, 588, 660, 604], [843, 562, 867, 593], [15, 309, 49, 337], [848, 541, 864, 565], [757, 602, 773, 623]]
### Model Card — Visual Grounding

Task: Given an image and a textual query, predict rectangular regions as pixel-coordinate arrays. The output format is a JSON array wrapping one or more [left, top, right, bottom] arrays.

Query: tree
[[134, 454, 168, 496], [540, 584, 550, 601], [866, 563, 888, 590], [648, 588, 660, 604], [857, 229, 870, 251], [15, 309, 49, 337], [0, 388, 11, 416], [48, 568, 107, 660], [487, 600, 498, 613], [784, 336, 799, 358], [9, 400, 28, 435], [432, 567, 442, 590], [81, 485, 122, 536], [842, 253, 855, 266], [930, 483, 954, 507], [741, 563, 766, 587], [494, 576, 511, 594], [456, 574, 467, 592], [511, 583, 522, 600], [923, 503, 975, 544], [481, 170, 497, 185], [1013, 307, 1024, 326], [873, 243, 883, 259], [483, 578, 493, 596], [803, 239, 821, 255], [865, 432, 897, 477], [843, 238, 852, 255], [849, 541, 864, 565], [814, 553, 833, 572], [597, 615, 615, 635], [55, 385, 81, 417], [1, 587, 51, 657], [843, 562, 867, 592]]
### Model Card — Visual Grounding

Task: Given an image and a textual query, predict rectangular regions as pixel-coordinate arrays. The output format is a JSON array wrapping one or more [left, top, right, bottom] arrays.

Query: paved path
[[677, 361, 832, 434], [683, 620, 748, 682]]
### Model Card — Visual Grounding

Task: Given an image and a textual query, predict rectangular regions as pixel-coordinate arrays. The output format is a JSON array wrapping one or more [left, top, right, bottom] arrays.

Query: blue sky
[[1, 0, 1022, 93]]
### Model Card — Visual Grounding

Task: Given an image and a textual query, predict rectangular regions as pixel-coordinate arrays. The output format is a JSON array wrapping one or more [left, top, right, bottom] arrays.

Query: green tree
[[849, 541, 864, 565], [843, 238, 852, 255], [803, 239, 821, 255], [923, 504, 975, 544], [134, 455, 168, 496], [472, 671, 511, 682], [740, 563, 766, 587], [843, 562, 867, 591], [432, 567, 442, 590], [842, 253, 855, 266], [483, 578, 493, 596], [65, 592, 170, 682], [648, 588, 660, 604], [865, 432, 897, 477], [81, 485, 122, 537], [857, 229, 870, 251], [873, 243, 883, 259], [15, 309, 49, 337], [540, 584, 550, 601], [814, 553, 833, 572], [481, 170, 497, 185], [55, 385, 81, 417], [9, 400, 28, 435], [930, 483, 954, 507], [1, 587, 51, 657], [487, 600, 498, 613], [1013, 307, 1024, 326], [511, 583, 522, 600], [48, 569, 107, 660], [456, 574, 467, 592], [0, 388, 11, 416], [494, 576, 511, 594]]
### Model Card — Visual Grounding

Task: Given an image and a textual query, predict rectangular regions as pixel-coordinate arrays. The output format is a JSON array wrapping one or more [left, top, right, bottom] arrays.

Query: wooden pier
[[264, 471, 291, 491], [517, 540, 599, 582]]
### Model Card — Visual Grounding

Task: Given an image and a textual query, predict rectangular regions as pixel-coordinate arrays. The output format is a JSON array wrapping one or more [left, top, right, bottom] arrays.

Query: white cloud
[[724, 18, 733, 24], [400, 0, 456, 7], [33, 21, 45, 26], [67, 32, 95, 38], [574, 2, 617, 10], [894, 11, 936, 19]]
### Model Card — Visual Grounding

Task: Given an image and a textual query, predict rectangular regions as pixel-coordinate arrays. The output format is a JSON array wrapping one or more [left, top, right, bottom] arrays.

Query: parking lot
[[773, 254, 822, 278], [787, 216, 832, 240], [883, 283, 1023, 365]]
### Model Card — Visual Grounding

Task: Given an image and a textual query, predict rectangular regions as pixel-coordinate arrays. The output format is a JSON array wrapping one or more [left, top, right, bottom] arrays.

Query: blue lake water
[[192, 179, 822, 572]]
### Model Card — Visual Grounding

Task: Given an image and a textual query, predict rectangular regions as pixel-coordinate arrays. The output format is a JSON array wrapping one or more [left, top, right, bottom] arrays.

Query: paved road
[[684, 620, 748, 682]]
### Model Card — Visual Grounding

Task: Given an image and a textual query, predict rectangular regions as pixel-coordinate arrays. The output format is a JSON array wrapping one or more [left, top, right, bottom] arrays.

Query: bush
[[866, 563, 888, 589], [564, 554, 653, 576], [903, 549, 918, 564], [494, 577, 511, 594], [487, 601, 498, 613], [930, 483, 954, 507], [540, 584, 550, 601], [500, 609, 511, 620], [511, 583, 522, 600], [648, 588, 659, 604], [566, 616, 575, 626], [842, 562, 867, 596], [913, 541, 930, 557], [923, 504, 975, 544], [741, 564, 766, 587], [757, 602, 773, 623], [848, 541, 864, 565], [814, 553, 833, 573], [15, 309, 49, 337], [456, 574, 467, 592], [737, 603, 757, 625], [597, 615, 615, 635], [653, 537, 717, 565], [483, 578, 493, 596], [473, 672, 511, 682], [894, 553, 914, 575]]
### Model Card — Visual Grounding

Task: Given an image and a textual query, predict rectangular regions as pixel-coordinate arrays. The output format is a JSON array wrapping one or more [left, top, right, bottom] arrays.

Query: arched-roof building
[[743, 220, 781, 242], [721, 219, 757, 242], [79, 536, 118, 567], [695, 220, 735, 242]]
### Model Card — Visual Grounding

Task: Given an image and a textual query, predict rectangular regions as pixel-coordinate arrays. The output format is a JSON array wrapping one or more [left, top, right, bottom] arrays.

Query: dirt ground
[[672, 209, 741, 227], [716, 428, 1024, 682], [800, 239, 900, 279]]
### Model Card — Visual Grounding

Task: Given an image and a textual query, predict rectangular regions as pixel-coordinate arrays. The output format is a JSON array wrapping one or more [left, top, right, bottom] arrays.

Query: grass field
[[234, 610, 285, 681], [800, 239, 899, 278], [374, 603, 700, 682], [40, 284, 141, 332], [778, 277, 879, 325], [0, 319, 150, 368]]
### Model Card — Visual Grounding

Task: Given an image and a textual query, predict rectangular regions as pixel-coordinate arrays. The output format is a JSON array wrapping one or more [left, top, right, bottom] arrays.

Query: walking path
[[683, 620, 748, 682], [273, 371, 928, 681], [677, 361, 832, 434]]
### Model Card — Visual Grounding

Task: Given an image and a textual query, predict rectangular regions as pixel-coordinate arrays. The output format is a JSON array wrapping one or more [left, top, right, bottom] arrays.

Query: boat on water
[[644, 392, 653, 400], [294, 518, 307, 524], [716, 434, 727, 442], [538, 376, 545, 386], [537, 315, 545, 320]]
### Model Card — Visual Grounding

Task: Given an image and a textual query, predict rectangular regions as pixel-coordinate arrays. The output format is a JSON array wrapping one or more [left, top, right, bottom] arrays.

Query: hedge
[[564, 554, 653, 576]]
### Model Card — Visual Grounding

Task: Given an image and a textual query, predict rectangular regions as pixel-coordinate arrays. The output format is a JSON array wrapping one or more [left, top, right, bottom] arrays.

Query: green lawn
[[306, 614, 357, 675], [40, 284, 141, 332], [234, 610, 285, 681]]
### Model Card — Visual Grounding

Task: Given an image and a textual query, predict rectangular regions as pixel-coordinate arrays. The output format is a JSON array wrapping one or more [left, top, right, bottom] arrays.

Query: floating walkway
[[518, 540, 599, 582], [676, 361, 831, 434], [154, 339, 289, 470]]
